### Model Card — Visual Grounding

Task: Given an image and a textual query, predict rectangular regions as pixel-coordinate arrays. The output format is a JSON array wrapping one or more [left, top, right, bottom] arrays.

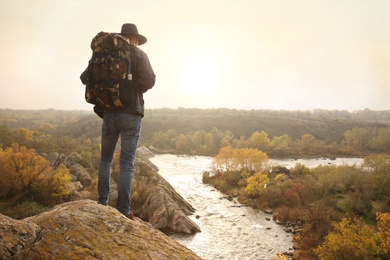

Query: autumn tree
[[220, 130, 235, 148], [212, 146, 235, 171], [0, 124, 12, 148], [364, 154, 390, 175], [343, 127, 377, 152], [38, 164, 72, 204], [232, 148, 268, 173], [315, 217, 381, 260], [377, 212, 390, 255], [175, 133, 194, 153], [212, 146, 269, 173], [248, 131, 271, 151], [0, 143, 52, 200], [0, 143, 71, 205], [298, 134, 324, 156], [270, 134, 293, 157], [245, 172, 269, 197], [370, 127, 390, 152]]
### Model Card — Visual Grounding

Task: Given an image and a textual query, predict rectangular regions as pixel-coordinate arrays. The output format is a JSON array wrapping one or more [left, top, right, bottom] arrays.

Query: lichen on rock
[[0, 200, 201, 260]]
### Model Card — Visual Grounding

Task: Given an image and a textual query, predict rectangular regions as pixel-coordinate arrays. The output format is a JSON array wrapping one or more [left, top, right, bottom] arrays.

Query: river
[[149, 154, 364, 260]]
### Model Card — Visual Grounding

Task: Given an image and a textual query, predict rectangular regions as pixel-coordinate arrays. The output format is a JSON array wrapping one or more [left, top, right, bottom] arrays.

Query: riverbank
[[150, 154, 294, 260]]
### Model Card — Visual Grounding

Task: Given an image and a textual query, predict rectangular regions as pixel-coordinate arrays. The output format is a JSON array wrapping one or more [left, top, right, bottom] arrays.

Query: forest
[[1, 108, 390, 259]]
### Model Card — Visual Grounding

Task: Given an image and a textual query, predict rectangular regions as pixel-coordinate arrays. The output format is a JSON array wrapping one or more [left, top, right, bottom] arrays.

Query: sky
[[1, 0, 390, 112]]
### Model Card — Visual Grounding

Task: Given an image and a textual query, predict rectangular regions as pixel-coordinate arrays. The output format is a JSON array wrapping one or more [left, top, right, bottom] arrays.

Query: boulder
[[69, 164, 92, 188], [62, 152, 82, 168], [133, 158, 201, 234], [46, 152, 66, 169], [0, 214, 40, 259], [136, 146, 155, 160], [0, 200, 201, 260]]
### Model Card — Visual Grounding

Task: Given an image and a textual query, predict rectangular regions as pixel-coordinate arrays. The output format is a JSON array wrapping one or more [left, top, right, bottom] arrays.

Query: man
[[96, 23, 156, 219]]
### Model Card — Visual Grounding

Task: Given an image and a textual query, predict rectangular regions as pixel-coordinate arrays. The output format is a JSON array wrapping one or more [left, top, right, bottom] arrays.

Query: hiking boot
[[126, 212, 135, 220], [97, 201, 108, 206]]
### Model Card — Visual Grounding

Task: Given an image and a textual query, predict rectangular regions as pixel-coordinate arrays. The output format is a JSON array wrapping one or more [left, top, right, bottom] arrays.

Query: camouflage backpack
[[81, 31, 134, 109]]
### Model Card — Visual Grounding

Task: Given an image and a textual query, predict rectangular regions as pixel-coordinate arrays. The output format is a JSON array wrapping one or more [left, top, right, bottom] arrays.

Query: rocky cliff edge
[[0, 199, 201, 260]]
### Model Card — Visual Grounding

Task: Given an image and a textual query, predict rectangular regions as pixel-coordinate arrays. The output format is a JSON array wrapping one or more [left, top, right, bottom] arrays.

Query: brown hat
[[120, 23, 147, 45]]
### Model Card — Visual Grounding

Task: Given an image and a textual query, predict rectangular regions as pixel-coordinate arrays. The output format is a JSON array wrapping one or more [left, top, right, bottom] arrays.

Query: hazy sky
[[1, 0, 390, 111]]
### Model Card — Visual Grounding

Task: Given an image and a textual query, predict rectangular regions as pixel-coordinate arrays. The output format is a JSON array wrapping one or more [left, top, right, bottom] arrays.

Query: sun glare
[[179, 53, 219, 98]]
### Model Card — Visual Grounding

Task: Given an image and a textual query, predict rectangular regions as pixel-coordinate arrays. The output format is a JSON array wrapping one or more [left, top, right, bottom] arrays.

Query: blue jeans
[[97, 113, 141, 215]]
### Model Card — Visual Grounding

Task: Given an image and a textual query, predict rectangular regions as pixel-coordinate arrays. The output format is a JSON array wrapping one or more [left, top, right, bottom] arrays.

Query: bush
[[224, 171, 242, 188], [1, 201, 49, 219], [214, 180, 230, 193], [202, 171, 215, 184]]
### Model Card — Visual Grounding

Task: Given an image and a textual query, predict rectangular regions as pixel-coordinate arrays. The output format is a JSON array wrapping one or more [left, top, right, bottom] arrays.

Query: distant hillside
[[1, 108, 389, 144], [141, 108, 390, 143]]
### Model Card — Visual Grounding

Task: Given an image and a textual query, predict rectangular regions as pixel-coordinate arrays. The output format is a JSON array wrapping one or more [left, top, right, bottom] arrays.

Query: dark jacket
[[81, 46, 156, 118]]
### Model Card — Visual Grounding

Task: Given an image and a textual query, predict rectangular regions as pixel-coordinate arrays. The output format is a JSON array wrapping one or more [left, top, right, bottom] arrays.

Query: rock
[[148, 146, 166, 154], [62, 152, 82, 168], [135, 157, 159, 172], [46, 152, 66, 168], [271, 166, 291, 176], [136, 146, 155, 160], [0, 200, 201, 260], [0, 214, 40, 259], [133, 159, 201, 234], [68, 181, 84, 200], [69, 164, 92, 188], [139, 177, 201, 234]]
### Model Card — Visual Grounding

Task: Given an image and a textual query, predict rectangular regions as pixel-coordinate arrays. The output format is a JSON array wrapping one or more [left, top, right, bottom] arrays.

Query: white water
[[149, 154, 364, 260]]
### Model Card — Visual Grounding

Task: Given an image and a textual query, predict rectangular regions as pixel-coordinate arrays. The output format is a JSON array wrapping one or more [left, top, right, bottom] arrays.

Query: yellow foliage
[[0, 143, 51, 197], [377, 212, 390, 254], [244, 172, 269, 197], [315, 217, 381, 260], [213, 146, 235, 171], [17, 128, 33, 140], [46, 164, 71, 199], [248, 131, 270, 150], [276, 253, 288, 260], [213, 146, 269, 173], [274, 173, 288, 184], [0, 143, 71, 204]]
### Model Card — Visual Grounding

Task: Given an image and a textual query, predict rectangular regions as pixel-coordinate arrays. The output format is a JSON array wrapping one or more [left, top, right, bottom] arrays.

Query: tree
[[315, 218, 381, 260], [364, 154, 390, 175], [0, 124, 12, 148], [39, 164, 71, 204], [370, 128, 390, 152], [232, 148, 268, 173], [298, 134, 324, 156], [270, 134, 292, 157], [343, 127, 377, 151], [248, 131, 270, 151], [220, 130, 235, 148], [0, 143, 51, 199], [0, 143, 71, 206], [213, 146, 235, 172], [377, 212, 390, 255], [245, 172, 269, 197], [274, 173, 288, 184], [175, 134, 194, 153]]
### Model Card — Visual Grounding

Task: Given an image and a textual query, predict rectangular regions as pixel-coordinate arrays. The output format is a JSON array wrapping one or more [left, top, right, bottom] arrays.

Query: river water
[[149, 154, 364, 260]]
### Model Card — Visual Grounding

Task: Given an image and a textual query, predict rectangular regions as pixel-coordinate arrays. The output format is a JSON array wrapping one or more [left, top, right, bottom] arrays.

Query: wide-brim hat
[[120, 23, 147, 45]]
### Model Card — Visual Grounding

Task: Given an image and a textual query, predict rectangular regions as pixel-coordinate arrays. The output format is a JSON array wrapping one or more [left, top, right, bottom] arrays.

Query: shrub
[[214, 180, 230, 193], [1, 201, 49, 219]]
